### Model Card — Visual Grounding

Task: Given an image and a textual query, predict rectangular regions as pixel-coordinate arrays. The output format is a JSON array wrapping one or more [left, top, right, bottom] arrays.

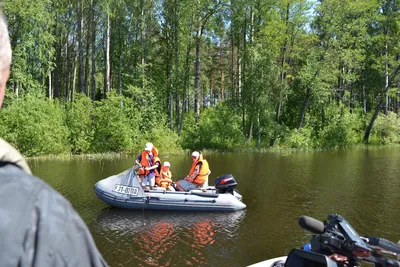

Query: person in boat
[[0, 13, 107, 267], [156, 161, 175, 191], [135, 142, 160, 190], [175, 151, 211, 192], [153, 154, 162, 187]]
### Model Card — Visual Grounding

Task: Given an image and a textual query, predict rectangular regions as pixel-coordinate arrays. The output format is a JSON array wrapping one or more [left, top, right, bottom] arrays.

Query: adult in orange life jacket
[[135, 142, 160, 190], [175, 151, 211, 192], [156, 162, 175, 191]]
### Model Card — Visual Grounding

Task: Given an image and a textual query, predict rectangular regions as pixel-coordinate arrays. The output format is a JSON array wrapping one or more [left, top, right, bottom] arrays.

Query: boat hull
[[94, 168, 246, 211], [247, 256, 287, 267]]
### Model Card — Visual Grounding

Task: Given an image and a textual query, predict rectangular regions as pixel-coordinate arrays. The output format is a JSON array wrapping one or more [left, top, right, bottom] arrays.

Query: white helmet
[[191, 151, 200, 160], [144, 142, 153, 151], [163, 161, 170, 167]]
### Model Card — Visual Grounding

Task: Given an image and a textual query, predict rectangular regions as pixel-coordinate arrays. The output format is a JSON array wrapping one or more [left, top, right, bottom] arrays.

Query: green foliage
[[91, 93, 135, 152], [180, 111, 200, 150], [0, 95, 69, 156], [181, 105, 244, 150], [3, 0, 400, 155], [371, 112, 400, 145], [124, 85, 163, 133], [285, 127, 314, 148], [144, 127, 182, 155], [5, 0, 55, 92], [318, 105, 363, 148], [65, 93, 95, 154]]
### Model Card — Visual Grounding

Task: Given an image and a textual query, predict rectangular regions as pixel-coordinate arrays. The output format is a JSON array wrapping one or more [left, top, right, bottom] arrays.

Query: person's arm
[[145, 161, 159, 171], [135, 155, 142, 165]]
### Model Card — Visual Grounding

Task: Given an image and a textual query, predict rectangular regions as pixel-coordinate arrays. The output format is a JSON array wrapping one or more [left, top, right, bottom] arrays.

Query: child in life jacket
[[156, 161, 175, 191]]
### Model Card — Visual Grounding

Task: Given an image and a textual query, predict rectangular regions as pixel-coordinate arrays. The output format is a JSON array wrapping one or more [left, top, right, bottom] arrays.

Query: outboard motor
[[214, 174, 237, 194]]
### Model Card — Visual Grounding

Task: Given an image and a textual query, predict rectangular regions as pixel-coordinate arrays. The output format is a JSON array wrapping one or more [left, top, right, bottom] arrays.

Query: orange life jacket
[[151, 147, 159, 159], [137, 146, 159, 176], [156, 166, 172, 188], [137, 151, 152, 176], [189, 154, 210, 185]]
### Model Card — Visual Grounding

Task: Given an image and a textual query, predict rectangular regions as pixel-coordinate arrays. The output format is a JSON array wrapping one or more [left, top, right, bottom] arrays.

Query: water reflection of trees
[[90, 209, 246, 267]]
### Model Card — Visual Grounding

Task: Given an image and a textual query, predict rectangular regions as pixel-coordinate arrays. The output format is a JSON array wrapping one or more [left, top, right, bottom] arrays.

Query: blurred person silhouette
[[0, 12, 107, 266]]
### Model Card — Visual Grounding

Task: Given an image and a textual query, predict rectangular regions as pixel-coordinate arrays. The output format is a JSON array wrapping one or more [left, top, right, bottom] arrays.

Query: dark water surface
[[28, 148, 400, 267]]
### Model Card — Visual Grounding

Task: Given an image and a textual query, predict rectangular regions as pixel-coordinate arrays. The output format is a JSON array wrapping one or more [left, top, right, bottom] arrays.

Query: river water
[[28, 148, 400, 267]]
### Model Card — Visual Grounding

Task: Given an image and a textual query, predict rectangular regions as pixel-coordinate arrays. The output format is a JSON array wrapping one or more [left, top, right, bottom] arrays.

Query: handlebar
[[298, 214, 400, 267]]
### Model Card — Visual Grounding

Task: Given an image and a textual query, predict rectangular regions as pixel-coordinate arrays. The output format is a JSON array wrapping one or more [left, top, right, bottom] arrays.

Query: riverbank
[[25, 143, 400, 161]]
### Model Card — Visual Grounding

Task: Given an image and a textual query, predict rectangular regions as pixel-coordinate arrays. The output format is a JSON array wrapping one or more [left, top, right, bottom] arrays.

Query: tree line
[[1, 0, 400, 156]]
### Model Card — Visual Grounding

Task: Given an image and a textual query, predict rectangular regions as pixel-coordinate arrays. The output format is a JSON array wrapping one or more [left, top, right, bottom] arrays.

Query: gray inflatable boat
[[94, 168, 246, 211]]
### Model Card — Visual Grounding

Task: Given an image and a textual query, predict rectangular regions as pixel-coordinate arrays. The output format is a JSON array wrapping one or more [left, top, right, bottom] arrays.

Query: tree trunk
[[384, 42, 389, 114], [84, 3, 91, 96], [140, 0, 146, 88], [257, 111, 261, 148], [65, 33, 70, 101], [297, 88, 311, 129], [104, 12, 110, 97], [241, 10, 247, 136], [72, 47, 77, 102], [269, 101, 281, 147], [15, 83, 19, 98], [247, 118, 253, 142], [91, 1, 96, 100], [363, 64, 400, 143], [210, 65, 214, 106], [231, 31, 236, 103], [167, 25, 174, 130], [202, 84, 207, 108], [219, 42, 225, 101], [396, 85, 399, 114], [118, 16, 123, 95], [174, 0, 180, 131], [78, 3, 84, 94], [363, 102, 381, 144], [193, 6, 217, 122], [362, 77, 366, 113], [48, 70, 52, 99], [270, 3, 289, 147], [194, 28, 201, 123], [179, 41, 192, 135]]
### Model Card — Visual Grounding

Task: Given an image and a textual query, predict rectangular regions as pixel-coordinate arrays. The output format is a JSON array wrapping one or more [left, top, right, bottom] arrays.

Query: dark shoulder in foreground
[[0, 163, 108, 267]]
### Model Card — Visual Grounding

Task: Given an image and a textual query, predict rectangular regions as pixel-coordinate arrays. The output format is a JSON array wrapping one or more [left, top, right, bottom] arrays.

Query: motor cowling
[[214, 174, 237, 193]]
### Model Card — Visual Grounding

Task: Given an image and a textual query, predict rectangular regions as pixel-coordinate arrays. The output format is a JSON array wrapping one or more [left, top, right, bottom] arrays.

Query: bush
[[65, 93, 95, 154], [181, 104, 244, 150], [285, 127, 314, 148], [180, 111, 200, 150], [372, 112, 400, 144], [91, 93, 135, 152], [0, 95, 69, 156], [319, 105, 362, 148], [143, 126, 182, 155]]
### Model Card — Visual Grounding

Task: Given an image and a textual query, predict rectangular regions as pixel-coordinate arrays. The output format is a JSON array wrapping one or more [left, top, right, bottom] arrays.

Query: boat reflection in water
[[90, 208, 246, 266]]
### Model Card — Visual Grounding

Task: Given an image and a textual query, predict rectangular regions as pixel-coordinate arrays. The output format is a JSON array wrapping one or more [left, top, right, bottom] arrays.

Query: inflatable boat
[[94, 168, 246, 211]]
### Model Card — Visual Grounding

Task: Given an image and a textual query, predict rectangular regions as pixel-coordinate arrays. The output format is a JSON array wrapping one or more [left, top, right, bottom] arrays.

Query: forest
[[1, 0, 400, 157]]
